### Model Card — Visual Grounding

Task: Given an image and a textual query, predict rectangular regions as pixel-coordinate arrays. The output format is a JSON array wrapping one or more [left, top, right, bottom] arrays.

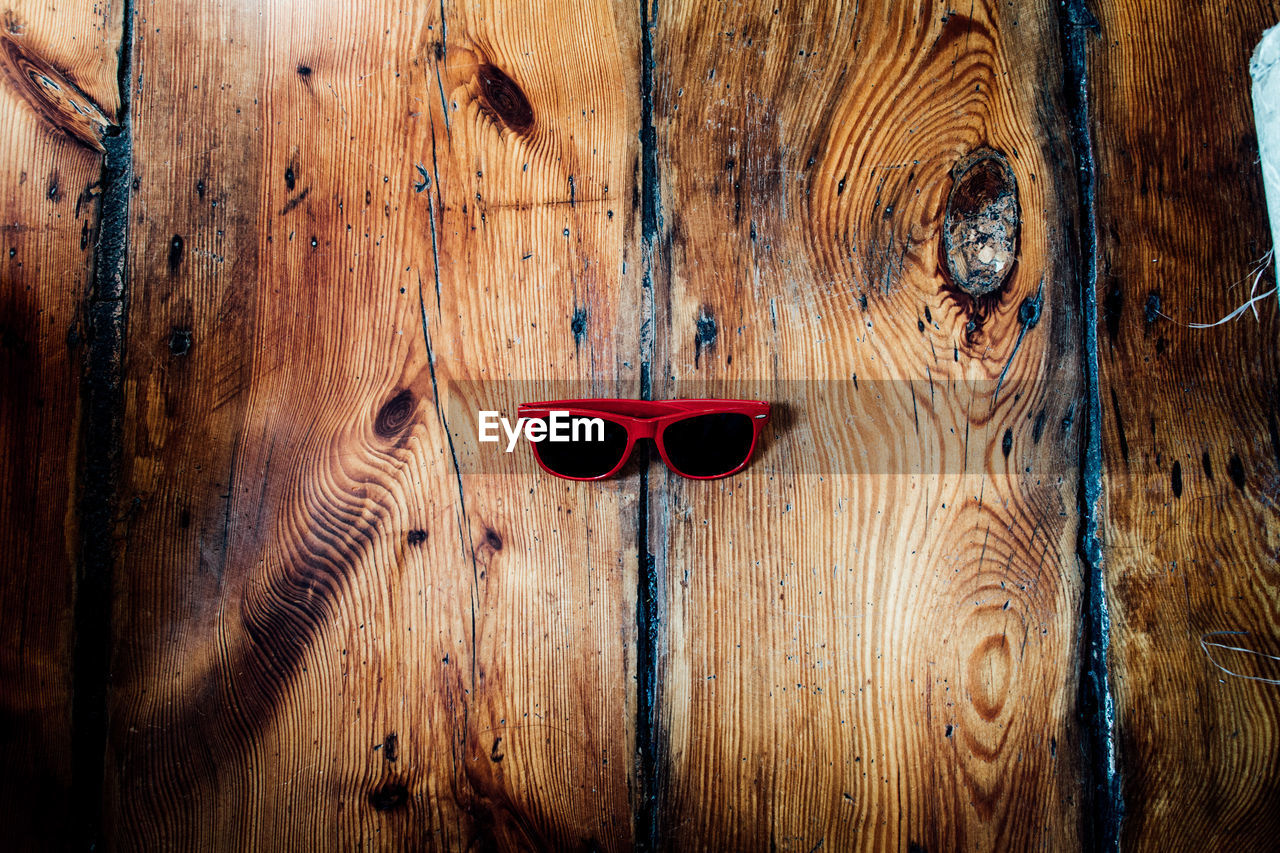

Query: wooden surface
[[649, 1, 1089, 849], [0, 1, 120, 848], [108, 0, 643, 847], [1091, 1, 1280, 848], [0, 0, 1279, 849]]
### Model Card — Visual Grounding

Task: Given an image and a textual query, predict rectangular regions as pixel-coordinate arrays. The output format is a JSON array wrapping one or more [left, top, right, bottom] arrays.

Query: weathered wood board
[[3, 0, 1280, 848], [108, 0, 643, 847], [648, 1, 1090, 848], [1091, 1, 1280, 848], [0, 1, 121, 847]]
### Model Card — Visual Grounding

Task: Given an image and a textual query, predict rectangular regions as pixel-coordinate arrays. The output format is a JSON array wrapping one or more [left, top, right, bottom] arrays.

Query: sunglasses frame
[[515, 398, 771, 481]]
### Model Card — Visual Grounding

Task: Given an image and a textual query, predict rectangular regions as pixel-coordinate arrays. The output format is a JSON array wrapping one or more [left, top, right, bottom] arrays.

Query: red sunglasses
[[515, 399, 771, 480]]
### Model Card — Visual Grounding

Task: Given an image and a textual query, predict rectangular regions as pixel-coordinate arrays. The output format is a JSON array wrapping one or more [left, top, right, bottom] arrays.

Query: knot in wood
[[942, 148, 1020, 297]]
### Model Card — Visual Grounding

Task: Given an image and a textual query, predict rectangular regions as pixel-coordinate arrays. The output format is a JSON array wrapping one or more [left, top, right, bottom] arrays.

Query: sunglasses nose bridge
[[629, 419, 659, 441]]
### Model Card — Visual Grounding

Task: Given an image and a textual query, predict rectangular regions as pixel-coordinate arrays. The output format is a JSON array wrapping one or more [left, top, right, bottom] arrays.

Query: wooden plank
[[0, 1, 121, 846], [1089, 3, 1280, 848], [109, 0, 642, 847], [648, 2, 1089, 848]]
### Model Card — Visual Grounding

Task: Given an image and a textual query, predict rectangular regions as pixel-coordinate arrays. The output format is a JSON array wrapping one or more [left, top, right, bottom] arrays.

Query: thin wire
[[1200, 631, 1280, 685], [1156, 249, 1276, 328]]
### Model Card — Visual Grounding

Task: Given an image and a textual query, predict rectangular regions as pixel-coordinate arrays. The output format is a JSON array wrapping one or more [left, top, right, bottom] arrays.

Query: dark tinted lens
[[661, 412, 755, 477], [531, 416, 630, 478]]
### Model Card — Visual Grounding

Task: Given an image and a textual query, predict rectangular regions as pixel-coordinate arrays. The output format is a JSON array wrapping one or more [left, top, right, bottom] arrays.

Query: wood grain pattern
[[0, 1, 120, 846], [648, 1, 1089, 848], [1090, 2, 1280, 848], [110, 0, 642, 847], [6, 0, 1280, 846], [0, 26, 116, 153]]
